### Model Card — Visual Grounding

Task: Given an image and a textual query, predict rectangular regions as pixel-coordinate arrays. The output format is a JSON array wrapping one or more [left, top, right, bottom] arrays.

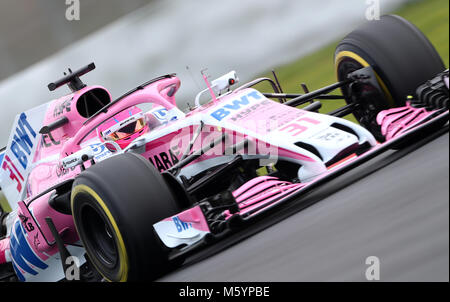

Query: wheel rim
[[80, 204, 119, 269], [337, 57, 387, 141]]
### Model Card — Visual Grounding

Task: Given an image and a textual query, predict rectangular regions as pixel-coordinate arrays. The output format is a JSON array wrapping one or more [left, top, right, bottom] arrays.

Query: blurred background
[[0, 0, 448, 280], [0, 0, 448, 148]]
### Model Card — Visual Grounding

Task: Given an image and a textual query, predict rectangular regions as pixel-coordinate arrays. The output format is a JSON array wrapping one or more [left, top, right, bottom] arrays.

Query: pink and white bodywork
[[0, 69, 447, 281]]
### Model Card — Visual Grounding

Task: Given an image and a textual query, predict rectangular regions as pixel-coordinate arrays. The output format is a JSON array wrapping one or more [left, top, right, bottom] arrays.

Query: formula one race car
[[0, 15, 448, 282]]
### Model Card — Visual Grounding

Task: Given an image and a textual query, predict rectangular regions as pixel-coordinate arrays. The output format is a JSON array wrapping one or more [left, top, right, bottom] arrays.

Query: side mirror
[[61, 141, 120, 169], [104, 141, 122, 153], [61, 146, 96, 169]]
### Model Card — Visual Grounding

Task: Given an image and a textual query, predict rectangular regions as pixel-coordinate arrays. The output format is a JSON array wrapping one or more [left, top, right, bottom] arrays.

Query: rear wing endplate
[[0, 103, 49, 212]]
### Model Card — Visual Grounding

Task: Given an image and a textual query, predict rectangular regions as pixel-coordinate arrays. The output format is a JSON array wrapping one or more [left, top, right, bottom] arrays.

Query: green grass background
[[0, 0, 448, 212]]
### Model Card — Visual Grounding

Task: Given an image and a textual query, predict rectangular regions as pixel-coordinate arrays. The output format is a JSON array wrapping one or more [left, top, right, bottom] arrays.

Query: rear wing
[[0, 103, 49, 212]]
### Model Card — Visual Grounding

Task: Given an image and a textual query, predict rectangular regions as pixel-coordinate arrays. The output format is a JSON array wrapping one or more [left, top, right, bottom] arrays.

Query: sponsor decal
[[172, 216, 193, 232], [152, 108, 169, 121], [53, 97, 72, 118], [56, 164, 77, 178], [1, 104, 48, 211], [278, 116, 321, 137], [314, 129, 352, 142], [19, 214, 35, 233], [89, 143, 111, 161], [10, 220, 48, 281], [151, 108, 178, 124], [10, 113, 37, 170], [2, 155, 25, 193], [40, 132, 61, 148], [230, 100, 271, 122], [210, 91, 262, 121], [102, 129, 112, 136], [64, 158, 78, 165], [1, 113, 38, 194], [33, 233, 42, 251], [148, 149, 179, 172], [119, 117, 135, 127]]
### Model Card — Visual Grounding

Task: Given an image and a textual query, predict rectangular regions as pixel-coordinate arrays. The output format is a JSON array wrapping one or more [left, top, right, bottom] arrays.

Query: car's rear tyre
[[335, 14, 445, 139], [71, 153, 182, 281]]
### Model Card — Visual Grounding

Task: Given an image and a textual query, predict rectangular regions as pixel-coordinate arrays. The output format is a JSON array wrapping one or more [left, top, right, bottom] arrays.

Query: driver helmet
[[97, 106, 148, 149]]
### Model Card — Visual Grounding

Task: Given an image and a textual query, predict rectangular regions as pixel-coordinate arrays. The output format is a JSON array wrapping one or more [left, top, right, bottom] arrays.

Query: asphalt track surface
[[159, 131, 449, 282]]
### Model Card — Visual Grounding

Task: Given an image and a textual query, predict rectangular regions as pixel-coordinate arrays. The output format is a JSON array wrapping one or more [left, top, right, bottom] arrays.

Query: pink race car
[[0, 15, 448, 282]]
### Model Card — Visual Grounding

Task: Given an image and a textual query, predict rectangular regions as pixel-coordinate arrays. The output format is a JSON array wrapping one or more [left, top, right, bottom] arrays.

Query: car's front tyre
[[71, 153, 182, 281], [335, 14, 445, 140]]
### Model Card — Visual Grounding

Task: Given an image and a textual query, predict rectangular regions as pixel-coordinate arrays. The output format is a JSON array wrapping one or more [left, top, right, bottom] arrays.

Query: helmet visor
[[105, 118, 145, 141]]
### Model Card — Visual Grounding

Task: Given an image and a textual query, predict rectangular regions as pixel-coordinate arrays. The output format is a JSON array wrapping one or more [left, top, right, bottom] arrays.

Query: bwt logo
[[10, 113, 37, 171], [3, 113, 38, 193], [210, 91, 263, 121], [173, 216, 193, 233]]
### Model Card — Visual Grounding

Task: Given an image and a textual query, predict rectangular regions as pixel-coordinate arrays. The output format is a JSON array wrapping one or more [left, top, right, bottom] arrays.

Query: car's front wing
[[154, 105, 449, 259]]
